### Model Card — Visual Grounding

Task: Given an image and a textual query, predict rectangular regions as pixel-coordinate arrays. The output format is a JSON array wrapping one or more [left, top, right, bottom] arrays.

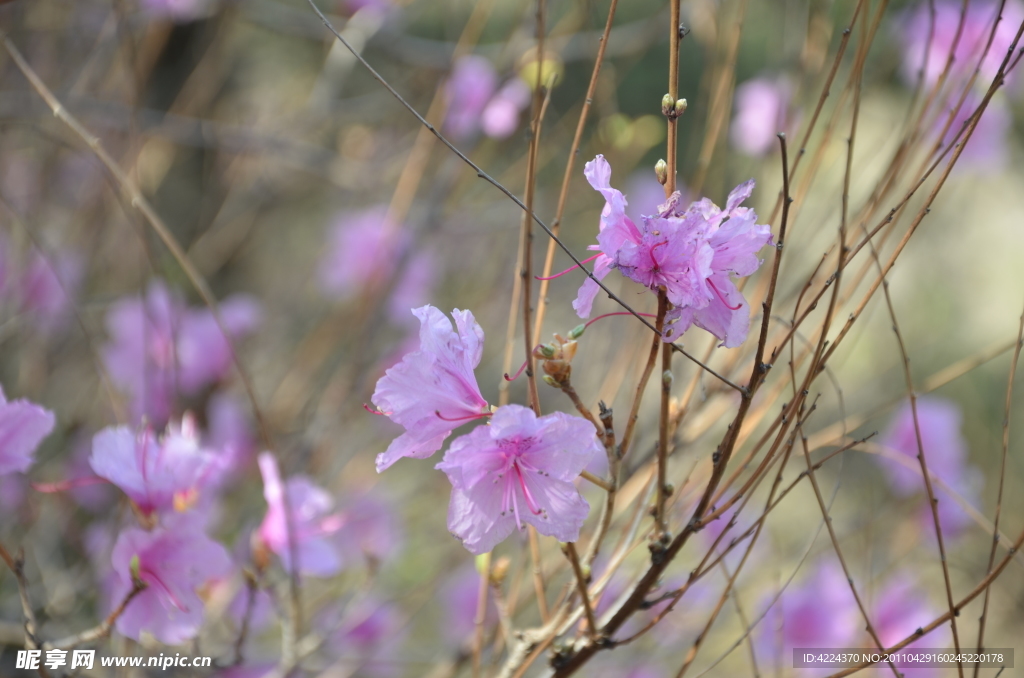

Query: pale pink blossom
[[110, 515, 231, 644], [0, 384, 55, 476], [445, 56, 530, 141], [731, 77, 797, 156], [436, 405, 600, 555], [256, 453, 344, 577], [578, 156, 772, 347], [142, 0, 213, 22], [89, 417, 220, 519], [371, 305, 490, 472]]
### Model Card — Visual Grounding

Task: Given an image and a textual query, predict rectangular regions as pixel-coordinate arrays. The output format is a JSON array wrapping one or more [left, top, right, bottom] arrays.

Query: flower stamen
[[534, 253, 602, 281]]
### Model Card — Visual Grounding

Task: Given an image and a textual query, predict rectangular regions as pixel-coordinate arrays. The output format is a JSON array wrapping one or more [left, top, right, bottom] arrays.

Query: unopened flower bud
[[675, 98, 688, 116], [474, 553, 490, 575], [490, 556, 511, 585], [661, 93, 675, 116], [662, 370, 673, 387], [542, 374, 559, 387], [535, 343, 557, 359], [569, 323, 587, 340], [655, 159, 668, 185]]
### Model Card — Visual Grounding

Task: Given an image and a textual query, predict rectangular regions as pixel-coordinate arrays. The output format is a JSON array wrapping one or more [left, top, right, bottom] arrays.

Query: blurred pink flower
[[870, 572, 945, 650], [0, 384, 55, 476], [335, 491, 404, 565], [142, 0, 213, 22], [318, 595, 405, 677], [18, 250, 84, 333], [371, 305, 490, 472], [89, 416, 220, 519], [730, 77, 797, 156], [204, 393, 257, 486], [755, 561, 859, 676], [445, 56, 530, 141], [899, 0, 1024, 88], [879, 397, 981, 539], [102, 280, 261, 424], [440, 563, 497, 646], [940, 91, 1012, 172], [256, 453, 345, 577], [110, 515, 231, 644], [436, 405, 600, 555], [319, 206, 436, 322], [578, 155, 772, 347]]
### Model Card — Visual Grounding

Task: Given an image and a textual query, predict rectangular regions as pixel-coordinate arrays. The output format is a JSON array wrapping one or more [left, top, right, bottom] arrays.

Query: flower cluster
[[574, 155, 773, 347], [445, 55, 532, 141], [371, 305, 601, 555]]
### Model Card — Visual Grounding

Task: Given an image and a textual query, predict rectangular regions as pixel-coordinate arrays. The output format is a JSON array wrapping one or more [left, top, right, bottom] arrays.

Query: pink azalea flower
[[662, 180, 774, 347], [0, 384, 55, 476], [89, 416, 220, 519], [731, 76, 798, 156], [102, 280, 261, 424], [899, 0, 1024, 88], [110, 515, 232, 644], [445, 56, 531, 141], [256, 453, 345, 577], [371, 305, 490, 472], [435, 405, 600, 555], [577, 156, 772, 347]]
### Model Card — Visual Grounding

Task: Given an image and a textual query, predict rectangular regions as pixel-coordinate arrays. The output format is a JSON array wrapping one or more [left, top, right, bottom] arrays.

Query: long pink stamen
[[534, 253, 602, 280], [514, 463, 543, 515], [363, 403, 391, 416], [143, 568, 189, 612], [434, 410, 491, 422], [708, 278, 742, 310], [584, 311, 658, 330], [504, 355, 534, 382], [650, 240, 669, 267]]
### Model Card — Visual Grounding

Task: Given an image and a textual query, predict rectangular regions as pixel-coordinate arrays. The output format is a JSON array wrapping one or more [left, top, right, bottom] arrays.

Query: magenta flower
[[256, 453, 345, 577], [577, 156, 772, 347], [731, 77, 797, 156], [445, 56, 531, 141], [102, 281, 261, 424], [89, 416, 220, 519], [436, 405, 600, 555], [203, 394, 256, 487], [899, 0, 1024, 88], [440, 563, 498, 646], [110, 515, 232, 644], [318, 595, 405, 677], [334, 491, 404, 565], [18, 250, 83, 333], [0, 385, 55, 476], [371, 305, 490, 472]]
